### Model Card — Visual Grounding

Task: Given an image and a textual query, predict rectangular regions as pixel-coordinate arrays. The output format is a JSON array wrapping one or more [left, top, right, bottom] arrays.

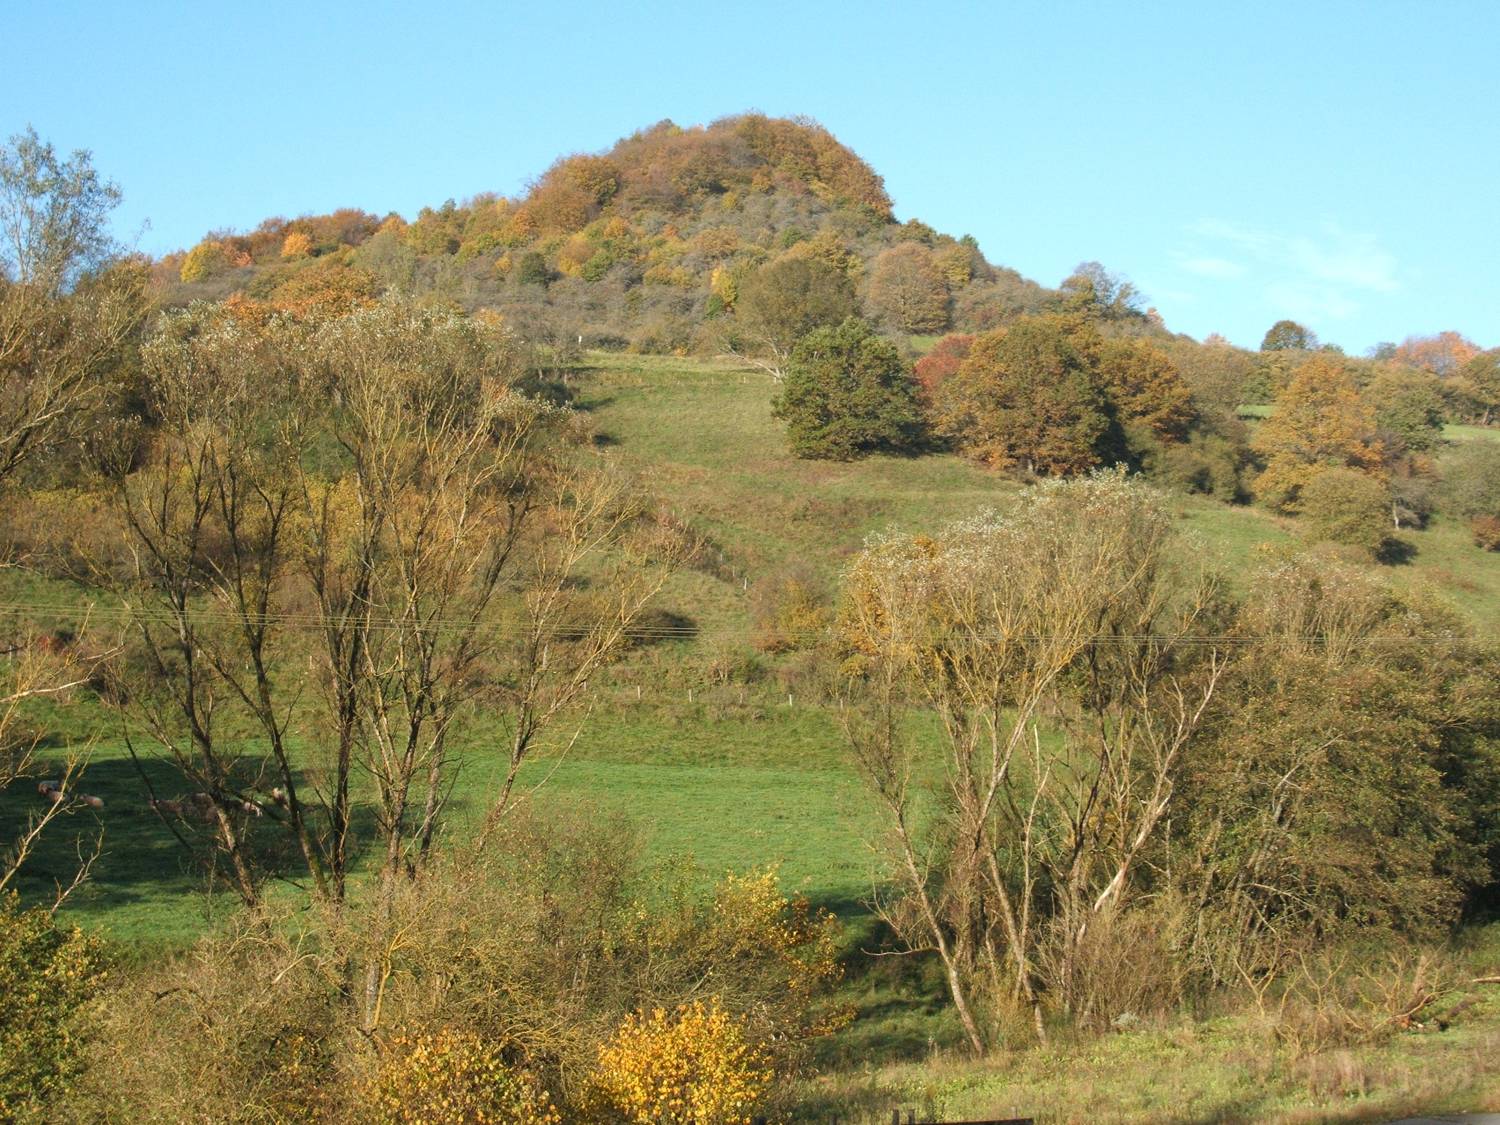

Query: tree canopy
[[772, 318, 922, 459]]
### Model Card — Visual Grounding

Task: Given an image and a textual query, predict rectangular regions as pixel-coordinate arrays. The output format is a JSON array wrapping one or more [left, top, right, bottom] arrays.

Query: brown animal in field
[[37, 780, 104, 809], [150, 792, 261, 822]]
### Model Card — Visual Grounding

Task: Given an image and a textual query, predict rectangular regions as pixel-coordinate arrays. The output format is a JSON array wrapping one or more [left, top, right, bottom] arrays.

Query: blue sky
[[6, 0, 1496, 354]]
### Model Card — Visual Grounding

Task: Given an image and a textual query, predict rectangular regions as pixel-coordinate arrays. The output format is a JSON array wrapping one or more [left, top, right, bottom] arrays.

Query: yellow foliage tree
[[709, 266, 737, 309], [933, 242, 975, 289], [280, 230, 314, 259], [591, 1000, 771, 1125], [555, 232, 594, 277], [178, 240, 229, 282], [1253, 353, 1384, 512]]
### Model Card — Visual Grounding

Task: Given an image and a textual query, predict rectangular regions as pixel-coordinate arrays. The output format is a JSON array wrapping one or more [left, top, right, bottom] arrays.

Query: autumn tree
[[771, 318, 922, 459], [1298, 466, 1394, 557], [1097, 338, 1196, 443], [1059, 261, 1142, 321], [1260, 319, 1317, 351], [912, 332, 973, 402], [1173, 556, 1499, 980], [1161, 336, 1256, 434], [864, 241, 950, 334], [1441, 441, 1500, 524], [933, 314, 1113, 475], [1452, 349, 1500, 424], [1, 128, 121, 292], [1392, 330, 1480, 378], [1252, 353, 1384, 511], [726, 257, 857, 381], [99, 299, 678, 944], [1366, 367, 1445, 453]]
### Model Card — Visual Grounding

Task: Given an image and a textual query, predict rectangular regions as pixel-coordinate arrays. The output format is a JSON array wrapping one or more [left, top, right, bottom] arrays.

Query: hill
[[153, 113, 1058, 349]]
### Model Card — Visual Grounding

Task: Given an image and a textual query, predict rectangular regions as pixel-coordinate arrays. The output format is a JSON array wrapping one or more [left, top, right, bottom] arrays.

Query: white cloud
[[1179, 256, 1247, 280], [1182, 219, 1399, 322], [1265, 280, 1360, 322]]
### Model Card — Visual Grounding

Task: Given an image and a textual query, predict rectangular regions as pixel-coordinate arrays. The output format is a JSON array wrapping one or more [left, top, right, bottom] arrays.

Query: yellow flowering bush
[[591, 999, 771, 1125], [370, 1027, 559, 1125], [0, 894, 106, 1120]]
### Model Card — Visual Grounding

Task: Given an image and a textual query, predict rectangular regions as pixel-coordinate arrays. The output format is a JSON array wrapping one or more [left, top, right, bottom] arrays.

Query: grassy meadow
[[6, 349, 1500, 1119]]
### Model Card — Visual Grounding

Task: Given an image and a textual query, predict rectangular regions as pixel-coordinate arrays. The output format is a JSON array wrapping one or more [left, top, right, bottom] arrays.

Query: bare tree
[[839, 472, 1223, 1051], [0, 128, 140, 896], [94, 298, 679, 1026], [301, 301, 677, 1026]]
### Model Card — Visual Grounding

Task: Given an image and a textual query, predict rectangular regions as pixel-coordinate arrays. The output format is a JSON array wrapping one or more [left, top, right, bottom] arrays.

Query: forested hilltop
[[156, 113, 1056, 347]]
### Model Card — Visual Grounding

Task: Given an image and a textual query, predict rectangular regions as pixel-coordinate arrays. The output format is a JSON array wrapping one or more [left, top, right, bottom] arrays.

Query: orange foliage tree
[[1253, 354, 1384, 512], [933, 315, 1111, 475], [1392, 330, 1480, 378], [913, 333, 974, 400]]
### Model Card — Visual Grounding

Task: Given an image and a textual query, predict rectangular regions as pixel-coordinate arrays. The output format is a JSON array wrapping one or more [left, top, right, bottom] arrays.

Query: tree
[[98, 300, 676, 942], [1173, 556, 1497, 980], [516, 251, 550, 287], [912, 332, 973, 401], [0, 127, 120, 293], [933, 314, 1112, 475], [1059, 261, 1142, 321], [1452, 350, 1500, 425], [771, 318, 922, 459], [0, 129, 141, 896], [0, 130, 142, 484], [1260, 319, 1317, 352], [1097, 338, 1196, 442], [1392, 330, 1479, 378], [1441, 440, 1500, 521], [1367, 367, 1446, 453], [864, 241, 949, 334], [726, 257, 856, 381], [1252, 353, 1384, 511]]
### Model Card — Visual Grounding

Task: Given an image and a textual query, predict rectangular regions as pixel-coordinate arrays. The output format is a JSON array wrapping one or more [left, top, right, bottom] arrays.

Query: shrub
[[1472, 514, 1500, 551], [750, 564, 830, 652], [0, 894, 106, 1122], [77, 913, 343, 1122], [1298, 466, 1392, 558], [370, 1028, 559, 1125], [1155, 433, 1243, 500], [590, 999, 771, 1125]]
